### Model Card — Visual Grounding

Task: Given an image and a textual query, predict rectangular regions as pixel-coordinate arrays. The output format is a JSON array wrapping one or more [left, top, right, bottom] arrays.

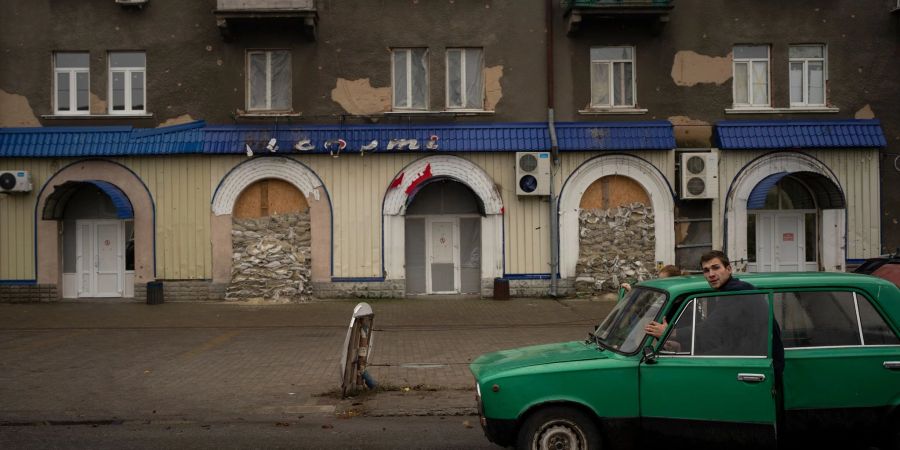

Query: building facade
[[1, 0, 897, 301]]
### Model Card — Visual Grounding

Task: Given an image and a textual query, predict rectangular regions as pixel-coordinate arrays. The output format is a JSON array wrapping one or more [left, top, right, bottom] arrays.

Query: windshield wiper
[[585, 331, 607, 352]]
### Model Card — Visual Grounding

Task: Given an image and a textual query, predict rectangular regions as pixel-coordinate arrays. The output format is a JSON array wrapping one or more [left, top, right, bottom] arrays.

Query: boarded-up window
[[580, 175, 649, 209], [234, 179, 308, 219]]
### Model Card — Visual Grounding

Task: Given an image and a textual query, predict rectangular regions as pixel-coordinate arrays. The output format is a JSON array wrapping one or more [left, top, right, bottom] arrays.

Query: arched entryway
[[404, 178, 484, 295], [382, 155, 503, 296], [573, 175, 656, 293], [726, 152, 846, 272], [211, 156, 331, 301], [559, 154, 676, 283], [35, 159, 154, 299]]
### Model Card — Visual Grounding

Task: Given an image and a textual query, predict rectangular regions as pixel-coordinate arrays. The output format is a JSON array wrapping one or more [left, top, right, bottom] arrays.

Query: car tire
[[516, 406, 602, 450]]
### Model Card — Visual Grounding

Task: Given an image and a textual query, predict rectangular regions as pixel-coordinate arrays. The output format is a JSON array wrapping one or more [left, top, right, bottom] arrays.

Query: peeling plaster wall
[[671, 51, 732, 87], [0, 89, 39, 127], [331, 78, 391, 116], [668, 115, 713, 148]]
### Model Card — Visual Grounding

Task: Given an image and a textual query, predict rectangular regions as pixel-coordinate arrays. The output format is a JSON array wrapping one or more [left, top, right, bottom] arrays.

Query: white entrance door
[[755, 212, 805, 272], [426, 218, 460, 294], [77, 220, 124, 297]]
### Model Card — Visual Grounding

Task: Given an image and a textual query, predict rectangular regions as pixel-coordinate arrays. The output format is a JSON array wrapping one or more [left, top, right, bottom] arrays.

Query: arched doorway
[[228, 178, 311, 302], [575, 175, 656, 293], [404, 179, 483, 295], [45, 182, 134, 298], [559, 154, 676, 281], [211, 156, 331, 300], [35, 160, 154, 300], [746, 171, 845, 272], [725, 152, 847, 272]]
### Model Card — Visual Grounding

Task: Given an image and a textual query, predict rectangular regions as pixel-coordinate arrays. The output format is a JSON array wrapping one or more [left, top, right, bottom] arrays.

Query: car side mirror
[[642, 345, 657, 364]]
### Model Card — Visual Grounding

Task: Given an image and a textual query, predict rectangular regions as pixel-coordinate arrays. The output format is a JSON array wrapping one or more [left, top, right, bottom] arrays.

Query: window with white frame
[[733, 45, 770, 107], [54, 52, 90, 115], [789, 45, 826, 107], [109, 52, 146, 114], [590, 46, 635, 108], [446, 48, 484, 110], [247, 50, 291, 111], [392, 48, 428, 110]]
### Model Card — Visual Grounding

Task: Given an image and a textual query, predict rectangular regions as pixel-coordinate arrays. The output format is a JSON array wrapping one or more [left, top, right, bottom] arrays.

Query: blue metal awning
[[1, 121, 675, 157], [0, 121, 205, 158], [42, 180, 134, 220], [716, 119, 886, 150], [747, 171, 845, 210]]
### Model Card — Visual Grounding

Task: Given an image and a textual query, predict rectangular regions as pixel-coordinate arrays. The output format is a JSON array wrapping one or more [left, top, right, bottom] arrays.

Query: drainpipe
[[547, 0, 560, 297]]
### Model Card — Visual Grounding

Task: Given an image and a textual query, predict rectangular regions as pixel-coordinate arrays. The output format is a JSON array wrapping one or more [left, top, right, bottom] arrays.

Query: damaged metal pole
[[340, 302, 376, 397]]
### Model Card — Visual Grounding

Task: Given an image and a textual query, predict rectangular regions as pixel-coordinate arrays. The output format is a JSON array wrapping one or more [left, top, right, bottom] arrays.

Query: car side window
[[857, 296, 900, 345], [774, 291, 863, 348], [661, 294, 769, 357]]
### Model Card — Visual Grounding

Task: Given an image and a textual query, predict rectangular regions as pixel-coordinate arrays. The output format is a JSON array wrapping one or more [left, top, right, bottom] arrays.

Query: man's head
[[700, 250, 732, 289]]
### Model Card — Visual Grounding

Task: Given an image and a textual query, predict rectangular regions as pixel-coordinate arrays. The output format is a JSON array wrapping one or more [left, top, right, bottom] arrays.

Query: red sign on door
[[782, 233, 794, 242]]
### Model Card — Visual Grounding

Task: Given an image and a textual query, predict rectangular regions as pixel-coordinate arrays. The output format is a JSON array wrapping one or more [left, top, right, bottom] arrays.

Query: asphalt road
[[0, 416, 499, 450]]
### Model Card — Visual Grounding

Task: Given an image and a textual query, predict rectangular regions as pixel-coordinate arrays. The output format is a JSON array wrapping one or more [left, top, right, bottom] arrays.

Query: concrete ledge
[[0, 284, 59, 303]]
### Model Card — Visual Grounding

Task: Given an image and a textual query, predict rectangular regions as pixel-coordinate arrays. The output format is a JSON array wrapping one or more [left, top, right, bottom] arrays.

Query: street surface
[[0, 297, 613, 448]]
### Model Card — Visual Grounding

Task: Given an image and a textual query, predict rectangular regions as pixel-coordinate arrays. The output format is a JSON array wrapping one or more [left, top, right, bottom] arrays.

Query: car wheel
[[516, 406, 601, 450]]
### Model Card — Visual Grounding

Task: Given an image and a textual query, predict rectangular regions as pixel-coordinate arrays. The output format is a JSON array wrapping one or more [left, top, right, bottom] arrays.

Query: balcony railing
[[564, 0, 674, 35], [214, 0, 318, 40]]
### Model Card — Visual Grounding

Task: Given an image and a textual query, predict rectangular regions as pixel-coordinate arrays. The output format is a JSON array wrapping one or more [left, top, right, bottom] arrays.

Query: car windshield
[[593, 287, 667, 354]]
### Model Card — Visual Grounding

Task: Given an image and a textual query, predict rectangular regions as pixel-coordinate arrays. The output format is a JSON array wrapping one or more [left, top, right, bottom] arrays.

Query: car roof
[[639, 271, 898, 296]]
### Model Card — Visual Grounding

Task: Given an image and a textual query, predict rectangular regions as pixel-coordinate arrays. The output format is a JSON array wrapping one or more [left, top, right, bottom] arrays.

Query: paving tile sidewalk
[[0, 298, 614, 423]]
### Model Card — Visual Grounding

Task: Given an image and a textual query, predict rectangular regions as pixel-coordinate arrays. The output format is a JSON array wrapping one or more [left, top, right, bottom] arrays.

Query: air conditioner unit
[[515, 152, 551, 196], [679, 152, 718, 200], [0, 170, 33, 193]]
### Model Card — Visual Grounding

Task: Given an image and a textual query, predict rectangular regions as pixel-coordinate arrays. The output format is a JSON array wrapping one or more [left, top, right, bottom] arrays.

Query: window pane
[[748, 215, 756, 262], [857, 297, 900, 345], [774, 291, 861, 348], [662, 300, 695, 355], [591, 62, 610, 106], [110, 52, 145, 68], [734, 62, 748, 104], [76, 72, 89, 111], [270, 51, 291, 110], [751, 61, 768, 105], [734, 45, 768, 59], [112, 71, 125, 110], [447, 50, 462, 107], [790, 62, 803, 104], [805, 213, 816, 262], [249, 53, 267, 109], [780, 177, 815, 209], [56, 52, 89, 68], [623, 62, 633, 106], [464, 48, 483, 109], [410, 49, 427, 109], [57, 73, 70, 111], [393, 50, 408, 108], [694, 294, 769, 357], [613, 62, 623, 106], [131, 72, 144, 111], [591, 46, 631, 61], [789, 45, 823, 59], [808, 61, 824, 105]]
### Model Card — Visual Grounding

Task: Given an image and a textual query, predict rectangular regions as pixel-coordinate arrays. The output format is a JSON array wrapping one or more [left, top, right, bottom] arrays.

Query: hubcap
[[534, 421, 584, 450]]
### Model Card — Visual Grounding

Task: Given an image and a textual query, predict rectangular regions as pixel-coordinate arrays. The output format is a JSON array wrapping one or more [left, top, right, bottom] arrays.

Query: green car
[[470, 273, 900, 450]]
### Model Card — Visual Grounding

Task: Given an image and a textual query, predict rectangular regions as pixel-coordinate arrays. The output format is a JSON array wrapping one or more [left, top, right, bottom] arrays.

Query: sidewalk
[[0, 298, 614, 423]]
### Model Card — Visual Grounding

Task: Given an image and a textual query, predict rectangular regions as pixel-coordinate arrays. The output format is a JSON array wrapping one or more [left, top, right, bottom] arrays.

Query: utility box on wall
[[515, 152, 551, 196], [679, 152, 718, 200]]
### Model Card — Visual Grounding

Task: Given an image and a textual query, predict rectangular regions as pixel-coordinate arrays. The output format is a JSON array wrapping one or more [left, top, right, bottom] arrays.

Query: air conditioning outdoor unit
[[0, 170, 33, 193], [515, 152, 551, 196], [679, 152, 718, 200]]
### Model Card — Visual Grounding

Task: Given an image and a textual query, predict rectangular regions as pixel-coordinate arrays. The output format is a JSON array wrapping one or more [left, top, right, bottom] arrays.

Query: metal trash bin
[[146, 281, 164, 305], [493, 277, 510, 300]]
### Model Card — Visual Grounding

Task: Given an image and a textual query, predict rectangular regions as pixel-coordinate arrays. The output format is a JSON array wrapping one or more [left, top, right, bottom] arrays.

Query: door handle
[[884, 361, 900, 370], [737, 373, 766, 383]]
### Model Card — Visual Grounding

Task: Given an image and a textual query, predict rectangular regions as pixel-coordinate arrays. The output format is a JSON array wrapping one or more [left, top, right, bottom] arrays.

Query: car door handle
[[737, 373, 766, 383], [884, 361, 900, 370]]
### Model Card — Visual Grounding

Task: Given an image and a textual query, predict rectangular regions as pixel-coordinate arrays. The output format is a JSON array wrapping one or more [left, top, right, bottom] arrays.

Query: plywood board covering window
[[579, 175, 650, 209], [234, 179, 308, 219]]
